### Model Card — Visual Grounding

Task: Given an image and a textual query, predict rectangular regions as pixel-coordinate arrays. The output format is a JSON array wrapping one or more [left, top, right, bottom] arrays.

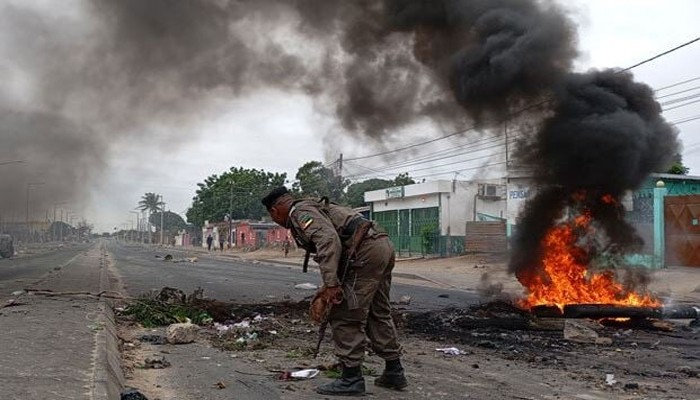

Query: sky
[[1, 0, 699, 233]]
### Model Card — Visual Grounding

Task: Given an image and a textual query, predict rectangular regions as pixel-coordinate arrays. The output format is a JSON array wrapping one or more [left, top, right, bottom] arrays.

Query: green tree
[[186, 167, 287, 227], [666, 153, 689, 175], [346, 178, 393, 208], [293, 161, 349, 202], [345, 173, 417, 208], [393, 172, 416, 187], [138, 192, 164, 213], [149, 211, 188, 233]]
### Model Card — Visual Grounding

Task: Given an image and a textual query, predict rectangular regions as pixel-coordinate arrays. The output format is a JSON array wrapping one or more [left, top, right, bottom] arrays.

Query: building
[[235, 221, 289, 249], [364, 180, 507, 256]]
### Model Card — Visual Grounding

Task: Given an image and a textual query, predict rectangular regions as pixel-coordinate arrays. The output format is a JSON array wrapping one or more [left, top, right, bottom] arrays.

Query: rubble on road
[[143, 355, 171, 369], [121, 388, 149, 400], [166, 322, 199, 344], [138, 334, 166, 345]]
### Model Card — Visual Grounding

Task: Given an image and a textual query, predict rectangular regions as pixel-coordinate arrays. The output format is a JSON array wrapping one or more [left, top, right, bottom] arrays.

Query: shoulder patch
[[299, 214, 314, 230]]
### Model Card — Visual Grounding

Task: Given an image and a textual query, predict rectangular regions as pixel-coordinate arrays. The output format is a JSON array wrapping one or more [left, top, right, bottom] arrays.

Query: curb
[[92, 244, 125, 400], [92, 302, 124, 400]]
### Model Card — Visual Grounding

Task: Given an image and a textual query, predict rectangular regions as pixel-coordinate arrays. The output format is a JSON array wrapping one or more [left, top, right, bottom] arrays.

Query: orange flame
[[519, 213, 659, 311]]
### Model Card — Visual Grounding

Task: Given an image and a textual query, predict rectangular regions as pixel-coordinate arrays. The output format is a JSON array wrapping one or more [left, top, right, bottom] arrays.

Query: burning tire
[[0, 234, 14, 258]]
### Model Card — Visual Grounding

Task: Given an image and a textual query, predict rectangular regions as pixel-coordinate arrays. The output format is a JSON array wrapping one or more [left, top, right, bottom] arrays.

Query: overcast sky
[[2, 1, 699, 233]]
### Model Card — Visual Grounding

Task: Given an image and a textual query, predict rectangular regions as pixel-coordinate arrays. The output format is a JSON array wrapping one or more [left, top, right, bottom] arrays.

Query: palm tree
[[138, 192, 163, 214], [138, 193, 163, 243]]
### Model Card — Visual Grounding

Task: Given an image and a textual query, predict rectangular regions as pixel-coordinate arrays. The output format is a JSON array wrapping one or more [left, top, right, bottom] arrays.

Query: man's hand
[[322, 285, 343, 304], [309, 285, 343, 323]]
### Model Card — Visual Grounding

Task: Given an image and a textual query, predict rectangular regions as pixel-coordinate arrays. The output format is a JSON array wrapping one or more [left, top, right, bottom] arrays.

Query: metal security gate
[[373, 207, 440, 256], [664, 195, 700, 267]]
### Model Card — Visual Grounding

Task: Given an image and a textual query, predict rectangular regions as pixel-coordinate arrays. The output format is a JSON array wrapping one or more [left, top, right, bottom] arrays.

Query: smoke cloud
[[0, 0, 679, 256]]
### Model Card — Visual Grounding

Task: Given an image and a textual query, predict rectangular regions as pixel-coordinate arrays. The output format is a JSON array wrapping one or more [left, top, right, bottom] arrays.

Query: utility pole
[[338, 153, 343, 178], [159, 195, 165, 246], [26, 182, 45, 242], [228, 184, 234, 249]]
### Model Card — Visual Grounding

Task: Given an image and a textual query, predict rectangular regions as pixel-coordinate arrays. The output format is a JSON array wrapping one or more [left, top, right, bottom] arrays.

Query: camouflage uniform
[[287, 199, 403, 367]]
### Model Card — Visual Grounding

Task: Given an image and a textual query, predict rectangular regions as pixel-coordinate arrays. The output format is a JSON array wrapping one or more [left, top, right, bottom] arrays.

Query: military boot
[[374, 358, 408, 390], [316, 365, 366, 396]]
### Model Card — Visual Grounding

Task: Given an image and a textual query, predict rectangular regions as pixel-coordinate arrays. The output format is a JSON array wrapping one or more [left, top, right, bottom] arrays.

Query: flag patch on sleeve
[[300, 214, 314, 230]]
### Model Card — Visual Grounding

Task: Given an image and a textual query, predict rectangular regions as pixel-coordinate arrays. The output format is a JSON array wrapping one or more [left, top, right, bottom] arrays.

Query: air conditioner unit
[[478, 184, 505, 200]]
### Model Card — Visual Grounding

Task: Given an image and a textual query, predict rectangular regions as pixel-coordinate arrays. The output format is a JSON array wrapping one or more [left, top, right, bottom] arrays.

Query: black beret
[[261, 186, 290, 209]]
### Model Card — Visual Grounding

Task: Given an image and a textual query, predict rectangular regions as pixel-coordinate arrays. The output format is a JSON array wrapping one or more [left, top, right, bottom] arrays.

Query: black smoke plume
[[510, 70, 678, 280]]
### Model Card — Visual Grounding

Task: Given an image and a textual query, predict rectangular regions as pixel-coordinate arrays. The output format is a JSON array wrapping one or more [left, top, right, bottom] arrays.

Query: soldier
[[261, 186, 407, 396]]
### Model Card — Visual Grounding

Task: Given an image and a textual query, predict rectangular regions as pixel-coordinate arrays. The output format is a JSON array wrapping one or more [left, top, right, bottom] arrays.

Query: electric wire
[[343, 37, 700, 163]]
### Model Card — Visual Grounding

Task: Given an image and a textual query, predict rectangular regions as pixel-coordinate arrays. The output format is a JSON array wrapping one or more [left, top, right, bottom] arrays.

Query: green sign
[[386, 186, 404, 199]]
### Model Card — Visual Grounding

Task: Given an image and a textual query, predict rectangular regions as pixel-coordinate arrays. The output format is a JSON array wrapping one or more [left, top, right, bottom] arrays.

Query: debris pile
[[209, 302, 311, 352], [119, 287, 216, 327], [406, 300, 700, 367]]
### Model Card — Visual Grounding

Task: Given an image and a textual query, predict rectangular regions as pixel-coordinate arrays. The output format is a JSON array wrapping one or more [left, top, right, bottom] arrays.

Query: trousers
[[329, 235, 403, 367]]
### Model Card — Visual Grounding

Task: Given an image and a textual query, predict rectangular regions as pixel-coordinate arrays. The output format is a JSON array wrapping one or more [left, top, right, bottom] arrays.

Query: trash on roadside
[[214, 381, 227, 389], [139, 334, 167, 345], [278, 368, 320, 380], [143, 355, 171, 369], [391, 295, 412, 306], [164, 254, 173, 261], [121, 388, 149, 400], [233, 320, 251, 329], [435, 347, 466, 355], [11, 290, 24, 296], [605, 374, 617, 386], [438, 294, 450, 298], [294, 282, 318, 290]]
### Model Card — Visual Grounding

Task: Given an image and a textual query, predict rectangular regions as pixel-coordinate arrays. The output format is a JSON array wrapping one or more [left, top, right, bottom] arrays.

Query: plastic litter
[[294, 283, 318, 290], [435, 347, 466, 355], [605, 374, 617, 386], [279, 368, 320, 380]]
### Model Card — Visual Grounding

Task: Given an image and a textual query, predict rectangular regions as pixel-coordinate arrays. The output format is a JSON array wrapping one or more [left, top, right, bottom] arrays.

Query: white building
[[364, 179, 509, 255]]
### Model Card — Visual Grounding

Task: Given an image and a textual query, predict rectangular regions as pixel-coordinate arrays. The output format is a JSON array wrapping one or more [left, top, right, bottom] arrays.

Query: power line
[[619, 36, 700, 72], [660, 92, 700, 106], [344, 37, 700, 163], [656, 84, 700, 100], [664, 98, 700, 112], [655, 75, 700, 92]]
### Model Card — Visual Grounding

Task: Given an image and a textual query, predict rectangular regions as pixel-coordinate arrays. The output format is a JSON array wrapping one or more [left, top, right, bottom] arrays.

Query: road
[[0, 243, 92, 295], [107, 240, 479, 310]]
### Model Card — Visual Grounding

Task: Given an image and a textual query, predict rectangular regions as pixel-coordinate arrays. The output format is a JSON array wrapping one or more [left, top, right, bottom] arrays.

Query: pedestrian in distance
[[283, 238, 290, 258], [219, 234, 225, 251], [262, 186, 407, 396], [206, 234, 213, 252]]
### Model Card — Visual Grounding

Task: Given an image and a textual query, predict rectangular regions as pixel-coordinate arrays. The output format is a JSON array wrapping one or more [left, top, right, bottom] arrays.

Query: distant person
[[283, 238, 290, 258], [206, 234, 213, 251], [219, 234, 225, 251]]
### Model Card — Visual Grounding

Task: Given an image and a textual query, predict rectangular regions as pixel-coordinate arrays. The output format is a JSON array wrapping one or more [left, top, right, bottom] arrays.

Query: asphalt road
[[0, 243, 92, 296], [107, 240, 480, 310]]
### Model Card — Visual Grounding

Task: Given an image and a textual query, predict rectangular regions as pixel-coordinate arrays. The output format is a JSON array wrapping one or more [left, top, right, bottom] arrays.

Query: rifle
[[302, 250, 310, 273], [313, 219, 372, 358]]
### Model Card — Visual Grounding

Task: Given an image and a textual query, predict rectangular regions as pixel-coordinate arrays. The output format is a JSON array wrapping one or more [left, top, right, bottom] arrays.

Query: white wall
[[371, 193, 440, 212], [506, 179, 535, 224]]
